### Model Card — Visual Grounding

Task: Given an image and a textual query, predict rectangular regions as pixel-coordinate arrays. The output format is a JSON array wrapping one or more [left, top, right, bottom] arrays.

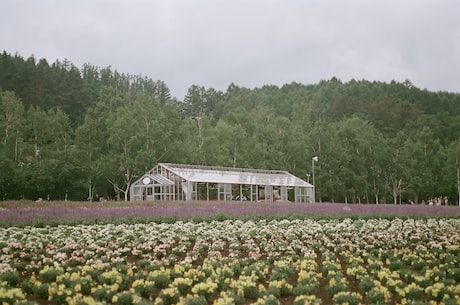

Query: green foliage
[[0, 271, 20, 287], [33, 283, 49, 299], [1, 51, 460, 202], [182, 294, 208, 305]]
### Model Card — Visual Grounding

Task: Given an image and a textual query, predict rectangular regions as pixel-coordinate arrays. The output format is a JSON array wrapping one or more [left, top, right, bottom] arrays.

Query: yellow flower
[[174, 264, 186, 274], [329, 278, 336, 287], [212, 292, 234, 305], [70, 272, 80, 281], [0, 287, 26, 301], [294, 294, 321, 305], [258, 284, 266, 293], [82, 265, 92, 274], [454, 284, 460, 294]]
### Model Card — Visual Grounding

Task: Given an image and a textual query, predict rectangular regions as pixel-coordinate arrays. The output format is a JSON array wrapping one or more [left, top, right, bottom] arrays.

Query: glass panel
[[281, 186, 288, 202], [251, 185, 258, 201]]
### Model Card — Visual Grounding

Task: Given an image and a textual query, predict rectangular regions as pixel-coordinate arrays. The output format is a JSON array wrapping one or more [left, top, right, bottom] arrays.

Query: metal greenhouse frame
[[130, 163, 314, 203]]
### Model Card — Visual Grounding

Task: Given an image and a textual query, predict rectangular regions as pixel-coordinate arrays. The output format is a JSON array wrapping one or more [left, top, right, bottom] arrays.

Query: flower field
[[2, 201, 460, 226], [1, 214, 460, 305]]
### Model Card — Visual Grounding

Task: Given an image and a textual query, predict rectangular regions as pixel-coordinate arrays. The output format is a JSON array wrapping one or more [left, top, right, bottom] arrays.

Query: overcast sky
[[1, 0, 459, 99]]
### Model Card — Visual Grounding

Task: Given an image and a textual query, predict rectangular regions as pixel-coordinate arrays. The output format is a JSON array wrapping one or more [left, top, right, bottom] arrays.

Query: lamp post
[[192, 116, 203, 164], [312, 156, 318, 202]]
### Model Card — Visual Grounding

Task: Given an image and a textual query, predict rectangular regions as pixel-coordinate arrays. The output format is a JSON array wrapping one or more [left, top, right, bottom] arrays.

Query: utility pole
[[312, 156, 318, 202]]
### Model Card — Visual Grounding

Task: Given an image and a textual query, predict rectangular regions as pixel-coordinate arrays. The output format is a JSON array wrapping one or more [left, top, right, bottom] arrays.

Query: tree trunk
[[391, 178, 404, 205], [88, 177, 93, 202]]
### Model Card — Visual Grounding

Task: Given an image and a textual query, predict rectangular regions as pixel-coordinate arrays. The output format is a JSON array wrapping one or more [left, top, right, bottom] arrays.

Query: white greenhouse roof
[[159, 163, 312, 187], [145, 174, 175, 186]]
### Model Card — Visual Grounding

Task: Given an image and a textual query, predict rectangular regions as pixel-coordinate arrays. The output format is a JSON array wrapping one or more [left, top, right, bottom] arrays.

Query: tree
[[75, 114, 106, 201], [14, 106, 76, 200], [0, 91, 21, 199], [0, 90, 24, 161], [203, 120, 249, 167], [155, 80, 173, 105], [445, 140, 460, 205], [102, 94, 172, 201], [401, 126, 445, 203], [181, 85, 223, 119]]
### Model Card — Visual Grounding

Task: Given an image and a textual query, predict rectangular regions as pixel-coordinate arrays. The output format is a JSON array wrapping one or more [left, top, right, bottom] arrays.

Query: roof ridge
[[161, 163, 288, 174]]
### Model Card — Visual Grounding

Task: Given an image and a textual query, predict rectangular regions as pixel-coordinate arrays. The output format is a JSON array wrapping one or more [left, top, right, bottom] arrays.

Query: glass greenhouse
[[130, 163, 314, 203]]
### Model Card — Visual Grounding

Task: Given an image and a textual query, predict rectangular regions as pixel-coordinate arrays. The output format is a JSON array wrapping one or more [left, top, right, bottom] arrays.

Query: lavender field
[[1, 201, 460, 226]]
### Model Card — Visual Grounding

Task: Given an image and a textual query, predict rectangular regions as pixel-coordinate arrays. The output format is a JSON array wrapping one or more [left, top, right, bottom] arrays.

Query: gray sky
[[1, 0, 459, 99]]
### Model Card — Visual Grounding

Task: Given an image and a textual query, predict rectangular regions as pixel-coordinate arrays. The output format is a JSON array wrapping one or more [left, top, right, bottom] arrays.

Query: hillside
[[1, 51, 459, 204]]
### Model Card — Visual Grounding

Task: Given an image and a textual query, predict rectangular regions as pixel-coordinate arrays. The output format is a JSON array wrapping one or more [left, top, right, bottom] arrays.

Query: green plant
[[156, 287, 179, 305], [0, 287, 26, 305], [267, 280, 293, 297], [358, 276, 375, 293], [183, 294, 208, 305], [21, 280, 34, 294], [243, 285, 259, 299], [93, 287, 115, 302], [255, 294, 281, 305], [114, 292, 133, 305], [333, 291, 362, 305], [39, 266, 62, 283], [326, 275, 348, 296], [366, 287, 386, 303], [0, 271, 20, 287], [152, 274, 171, 289], [74, 278, 92, 295], [294, 295, 322, 305], [33, 283, 49, 299], [270, 266, 295, 281], [293, 283, 318, 296]]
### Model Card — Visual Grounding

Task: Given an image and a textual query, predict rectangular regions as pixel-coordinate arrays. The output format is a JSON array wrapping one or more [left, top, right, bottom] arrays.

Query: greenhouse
[[130, 163, 314, 203]]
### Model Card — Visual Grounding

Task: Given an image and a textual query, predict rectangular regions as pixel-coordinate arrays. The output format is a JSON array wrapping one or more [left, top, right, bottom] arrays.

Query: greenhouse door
[[251, 185, 258, 201], [218, 183, 232, 201]]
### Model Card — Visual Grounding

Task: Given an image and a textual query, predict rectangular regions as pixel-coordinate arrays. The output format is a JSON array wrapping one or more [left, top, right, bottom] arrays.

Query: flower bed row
[[1, 218, 460, 304], [2, 201, 460, 226]]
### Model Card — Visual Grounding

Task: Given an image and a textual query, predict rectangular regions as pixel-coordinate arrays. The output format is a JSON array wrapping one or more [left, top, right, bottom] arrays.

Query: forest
[[1, 51, 460, 204]]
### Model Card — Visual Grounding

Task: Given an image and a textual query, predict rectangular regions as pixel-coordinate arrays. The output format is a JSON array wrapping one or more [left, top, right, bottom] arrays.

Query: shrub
[[293, 283, 318, 296], [93, 287, 115, 302], [268, 280, 293, 297], [33, 283, 49, 299], [39, 266, 63, 283], [152, 274, 171, 289], [21, 280, 34, 294], [0, 287, 26, 305], [326, 276, 348, 295], [113, 292, 133, 305], [333, 291, 363, 305], [0, 272, 20, 287], [254, 294, 280, 305], [358, 276, 375, 293], [366, 287, 388, 304], [294, 295, 322, 305], [155, 287, 179, 305], [183, 294, 208, 305]]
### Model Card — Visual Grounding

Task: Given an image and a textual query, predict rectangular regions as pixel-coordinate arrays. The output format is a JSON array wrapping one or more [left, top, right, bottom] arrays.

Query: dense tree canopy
[[1, 51, 460, 204]]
